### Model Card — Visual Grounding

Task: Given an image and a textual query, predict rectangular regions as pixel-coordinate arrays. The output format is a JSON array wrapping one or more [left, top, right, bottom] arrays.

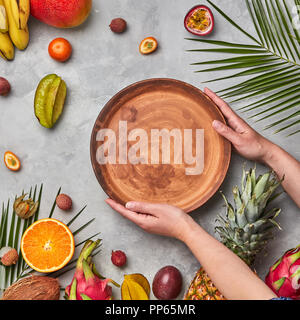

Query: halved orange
[[21, 218, 75, 273], [4, 151, 21, 171]]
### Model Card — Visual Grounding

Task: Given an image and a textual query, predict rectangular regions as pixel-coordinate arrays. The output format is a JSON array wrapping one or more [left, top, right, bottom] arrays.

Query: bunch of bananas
[[0, 0, 30, 61]]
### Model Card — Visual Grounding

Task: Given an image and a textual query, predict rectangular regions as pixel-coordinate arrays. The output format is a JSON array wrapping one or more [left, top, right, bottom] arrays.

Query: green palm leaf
[[187, 0, 300, 135]]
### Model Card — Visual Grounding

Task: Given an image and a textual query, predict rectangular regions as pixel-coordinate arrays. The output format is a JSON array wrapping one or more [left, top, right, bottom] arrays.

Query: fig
[[184, 5, 214, 36], [0, 77, 11, 96], [152, 266, 183, 300]]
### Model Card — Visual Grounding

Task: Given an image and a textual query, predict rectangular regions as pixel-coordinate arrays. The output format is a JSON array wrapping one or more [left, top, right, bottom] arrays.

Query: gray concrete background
[[0, 0, 299, 299]]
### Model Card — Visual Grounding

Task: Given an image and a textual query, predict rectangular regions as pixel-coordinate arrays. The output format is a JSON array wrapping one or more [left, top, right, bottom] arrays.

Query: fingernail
[[212, 120, 221, 129], [126, 202, 135, 210]]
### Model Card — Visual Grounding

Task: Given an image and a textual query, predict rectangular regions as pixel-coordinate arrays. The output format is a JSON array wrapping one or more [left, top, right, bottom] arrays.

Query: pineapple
[[185, 167, 282, 300], [184, 268, 225, 300]]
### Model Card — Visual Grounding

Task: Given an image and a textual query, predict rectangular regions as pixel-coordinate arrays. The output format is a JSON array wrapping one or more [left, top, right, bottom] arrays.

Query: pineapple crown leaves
[[216, 166, 283, 266]]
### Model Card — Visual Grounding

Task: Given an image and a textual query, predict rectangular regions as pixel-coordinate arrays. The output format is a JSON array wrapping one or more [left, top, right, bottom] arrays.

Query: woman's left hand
[[105, 199, 193, 241]]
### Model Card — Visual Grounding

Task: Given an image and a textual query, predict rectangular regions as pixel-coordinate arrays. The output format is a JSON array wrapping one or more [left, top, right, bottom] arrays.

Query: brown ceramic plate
[[90, 79, 231, 212]]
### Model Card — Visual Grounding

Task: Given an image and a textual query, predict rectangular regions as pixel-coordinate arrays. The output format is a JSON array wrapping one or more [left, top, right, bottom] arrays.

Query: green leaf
[[49, 187, 61, 218], [191, 55, 277, 65], [206, 0, 261, 44], [245, 89, 300, 113], [72, 218, 95, 236], [239, 83, 300, 111], [252, 0, 273, 50], [275, 0, 300, 60], [66, 205, 87, 227], [229, 76, 298, 103], [265, 110, 300, 130], [285, 1, 300, 42], [187, 48, 266, 54], [218, 67, 294, 94], [187, 0, 300, 135], [185, 38, 262, 48], [223, 72, 300, 98], [249, 95, 300, 119], [203, 62, 288, 84], [288, 129, 300, 136], [270, 0, 296, 62], [264, 0, 285, 57], [246, 0, 265, 45], [257, 101, 300, 122], [195, 59, 280, 73], [276, 119, 300, 134]]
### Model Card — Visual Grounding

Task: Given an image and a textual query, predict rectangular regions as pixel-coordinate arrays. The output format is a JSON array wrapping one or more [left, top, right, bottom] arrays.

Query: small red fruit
[[56, 194, 72, 211], [48, 38, 72, 62], [111, 250, 127, 267], [0, 77, 11, 96], [109, 18, 127, 33]]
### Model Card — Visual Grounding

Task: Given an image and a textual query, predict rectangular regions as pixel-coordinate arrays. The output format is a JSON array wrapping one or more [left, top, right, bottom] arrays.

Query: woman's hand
[[105, 198, 276, 300], [204, 88, 275, 163], [105, 199, 193, 241]]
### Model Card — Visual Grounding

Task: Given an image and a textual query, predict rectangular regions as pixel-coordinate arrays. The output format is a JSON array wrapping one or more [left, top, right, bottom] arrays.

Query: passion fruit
[[152, 266, 183, 300], [184, 5, 214, 36]]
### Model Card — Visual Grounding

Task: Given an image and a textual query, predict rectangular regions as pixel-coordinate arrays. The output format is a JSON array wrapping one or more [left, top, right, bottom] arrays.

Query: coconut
[[2, 276, 60, 300]]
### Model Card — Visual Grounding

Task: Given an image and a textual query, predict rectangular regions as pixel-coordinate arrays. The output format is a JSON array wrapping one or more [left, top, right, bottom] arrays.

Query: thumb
[[213, 120, 240, 145]]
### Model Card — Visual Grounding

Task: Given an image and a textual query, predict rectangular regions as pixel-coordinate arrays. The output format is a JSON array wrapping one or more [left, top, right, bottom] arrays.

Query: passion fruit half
[[184, 5, 214, 36]]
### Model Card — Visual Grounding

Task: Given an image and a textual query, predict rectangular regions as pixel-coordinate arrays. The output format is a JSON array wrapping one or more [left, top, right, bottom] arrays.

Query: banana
[[10, 0, 20, 28], [0, 31, 14, 60], [0, 0, 8, 32], [18, 0, 30, 30], [10, 0, 30, 30], [4, 0, 29, 50]]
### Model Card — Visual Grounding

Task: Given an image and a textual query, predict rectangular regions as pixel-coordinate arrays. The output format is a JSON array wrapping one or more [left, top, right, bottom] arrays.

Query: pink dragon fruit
[[265, 245, 300, 300], [65, 239, 117, 300]]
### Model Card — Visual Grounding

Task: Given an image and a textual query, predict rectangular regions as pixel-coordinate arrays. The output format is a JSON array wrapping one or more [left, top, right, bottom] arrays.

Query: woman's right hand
[[205, 88, 275, 164]]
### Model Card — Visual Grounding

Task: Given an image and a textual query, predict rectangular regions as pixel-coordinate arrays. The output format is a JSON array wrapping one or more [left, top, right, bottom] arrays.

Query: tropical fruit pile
[[185, 167, 282, 300]]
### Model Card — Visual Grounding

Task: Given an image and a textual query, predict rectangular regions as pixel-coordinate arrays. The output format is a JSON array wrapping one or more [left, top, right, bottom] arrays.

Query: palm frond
[[187, 0, 300, 135], [0, 185, 100, 293]]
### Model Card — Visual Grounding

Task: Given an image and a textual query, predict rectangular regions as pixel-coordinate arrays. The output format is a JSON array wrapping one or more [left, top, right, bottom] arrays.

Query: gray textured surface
[[0, 0, 299, 299]]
